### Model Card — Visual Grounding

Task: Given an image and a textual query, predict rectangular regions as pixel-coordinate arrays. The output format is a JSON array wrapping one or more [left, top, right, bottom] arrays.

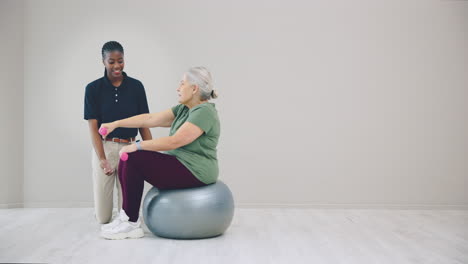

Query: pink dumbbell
[[99, 127, 108, 136], [120, 152, 128, 161]]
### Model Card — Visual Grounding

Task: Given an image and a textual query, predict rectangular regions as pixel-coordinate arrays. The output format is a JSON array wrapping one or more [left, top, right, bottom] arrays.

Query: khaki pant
[[92, 140, 130, 224]]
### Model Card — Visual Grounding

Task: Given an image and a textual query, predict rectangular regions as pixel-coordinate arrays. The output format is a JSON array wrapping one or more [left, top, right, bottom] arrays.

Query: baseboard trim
[[22, 202, 95, 208], [236, 203, 468, 210], [0, 203, 24, 209], [1, 202, 467, 210]]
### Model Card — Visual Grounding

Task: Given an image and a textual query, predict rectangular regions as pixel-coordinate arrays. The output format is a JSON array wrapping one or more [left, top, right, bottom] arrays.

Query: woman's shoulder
[[172, 104, 189, 115], [190, 103, 217, 114], [85, 76, 105, 91], [125, 75, 144, 88], [189, 103, 219, 121]]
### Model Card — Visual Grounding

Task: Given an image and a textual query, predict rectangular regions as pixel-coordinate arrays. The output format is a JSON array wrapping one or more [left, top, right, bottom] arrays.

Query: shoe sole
[[101, 228, 144, 240]]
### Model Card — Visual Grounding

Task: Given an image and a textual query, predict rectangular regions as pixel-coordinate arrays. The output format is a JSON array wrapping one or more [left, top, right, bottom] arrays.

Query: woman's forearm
[[88, 120, 106, 160], [139, 127, 153, 141], [107, 110, 174, 132], [114, 113, 151, 129], [91, 132, 106, 160]]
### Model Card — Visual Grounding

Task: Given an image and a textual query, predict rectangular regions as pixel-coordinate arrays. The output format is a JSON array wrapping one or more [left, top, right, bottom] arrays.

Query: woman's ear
[[192, 84, 199, 95]]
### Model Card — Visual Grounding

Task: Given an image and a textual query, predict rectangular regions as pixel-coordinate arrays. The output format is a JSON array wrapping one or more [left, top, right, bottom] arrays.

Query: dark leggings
[[118, 151, 206, 222]]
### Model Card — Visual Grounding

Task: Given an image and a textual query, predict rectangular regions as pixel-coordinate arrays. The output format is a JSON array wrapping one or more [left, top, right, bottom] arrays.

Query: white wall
[[0, 0, 24, 208], [18, 0, 468, 207]]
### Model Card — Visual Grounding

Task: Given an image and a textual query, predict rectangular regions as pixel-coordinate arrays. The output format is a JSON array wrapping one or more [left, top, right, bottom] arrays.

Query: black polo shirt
[[84, 71, 150, 139]]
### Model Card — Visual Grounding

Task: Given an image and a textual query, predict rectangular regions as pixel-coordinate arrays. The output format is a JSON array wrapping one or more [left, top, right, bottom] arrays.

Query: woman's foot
[[100, 210, 144, 240], [101, 210, 127, 231]]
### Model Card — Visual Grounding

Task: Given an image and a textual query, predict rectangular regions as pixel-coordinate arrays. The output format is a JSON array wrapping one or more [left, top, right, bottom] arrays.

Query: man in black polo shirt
[[84, 41, 152, 224]]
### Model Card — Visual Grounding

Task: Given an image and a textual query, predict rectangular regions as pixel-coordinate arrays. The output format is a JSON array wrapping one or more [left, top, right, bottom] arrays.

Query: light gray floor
[[0, 208, 467, 264]]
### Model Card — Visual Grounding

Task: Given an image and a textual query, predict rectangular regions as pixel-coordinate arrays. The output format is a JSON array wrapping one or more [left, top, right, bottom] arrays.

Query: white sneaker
[[100, 210, 144, 240], [101, 210, 127, 231]]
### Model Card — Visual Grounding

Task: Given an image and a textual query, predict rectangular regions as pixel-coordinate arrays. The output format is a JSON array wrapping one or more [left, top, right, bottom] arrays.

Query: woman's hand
[[119, 143, 138, 158], [99, 122, 118, 139], [99, 159, 114, 176]]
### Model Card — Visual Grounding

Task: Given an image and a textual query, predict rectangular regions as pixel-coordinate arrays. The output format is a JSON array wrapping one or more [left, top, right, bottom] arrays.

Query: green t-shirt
[[166, 103, 220, 184]]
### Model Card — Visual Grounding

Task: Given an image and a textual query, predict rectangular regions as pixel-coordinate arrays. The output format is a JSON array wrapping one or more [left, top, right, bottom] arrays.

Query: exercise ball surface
[[143, 181, 234, 239]]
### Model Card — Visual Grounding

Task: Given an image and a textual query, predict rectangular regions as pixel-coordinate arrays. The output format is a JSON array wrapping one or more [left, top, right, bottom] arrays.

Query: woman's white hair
[[184, 66, 218, 100]]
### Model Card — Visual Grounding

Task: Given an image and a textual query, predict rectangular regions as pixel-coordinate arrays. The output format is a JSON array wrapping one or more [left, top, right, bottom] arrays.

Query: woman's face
[[103, 51, 124, 78], [177, 75, 195, 104]]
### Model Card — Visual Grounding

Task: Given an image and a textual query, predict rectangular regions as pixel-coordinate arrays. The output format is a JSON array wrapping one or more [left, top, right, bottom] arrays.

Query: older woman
[[99, 67, 220, 240]]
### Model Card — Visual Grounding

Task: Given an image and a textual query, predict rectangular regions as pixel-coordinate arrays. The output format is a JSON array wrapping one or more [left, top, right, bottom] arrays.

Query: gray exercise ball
[[143, 181, 235, 239]]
